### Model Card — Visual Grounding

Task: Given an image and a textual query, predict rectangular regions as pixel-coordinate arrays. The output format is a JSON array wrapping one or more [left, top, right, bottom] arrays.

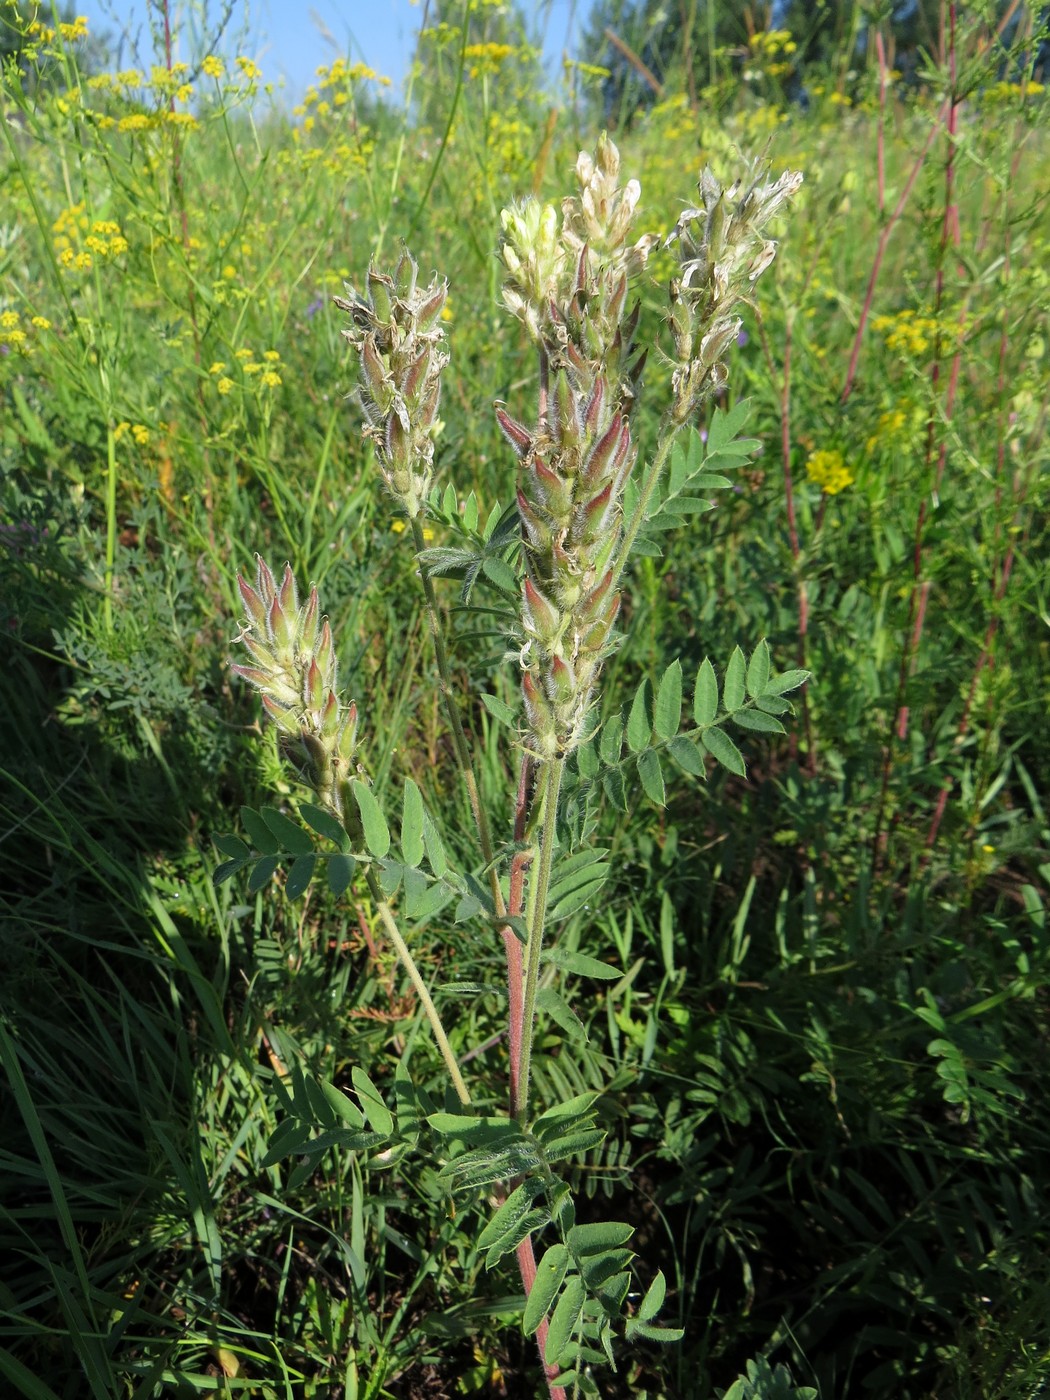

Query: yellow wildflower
[[208, 361, 227, 375], [806, 448, 854, 496], [0, 310, 20, 329], [260, 370, 282, 388], [202, 55, 225, 79], [216, 377, 234, 395], [263, 349, 281, 362], [234, 347, 254, 359], [236, 57, 261, 80], [31, 316, 52, 330]]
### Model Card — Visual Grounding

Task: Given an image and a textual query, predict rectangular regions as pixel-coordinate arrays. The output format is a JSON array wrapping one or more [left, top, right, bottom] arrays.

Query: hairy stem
[[516, 757, 565, 1122], [364, 866, 470, 1107]]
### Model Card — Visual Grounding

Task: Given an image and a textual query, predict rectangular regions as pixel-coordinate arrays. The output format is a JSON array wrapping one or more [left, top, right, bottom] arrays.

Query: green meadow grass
[[1, 5, 1048, 1397]]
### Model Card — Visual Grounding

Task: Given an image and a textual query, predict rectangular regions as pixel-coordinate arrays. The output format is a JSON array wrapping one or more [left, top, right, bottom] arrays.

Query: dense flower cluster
[[335, 248, 449, 519], [806, 447, 854, 495], [232, 559, 359, 816]]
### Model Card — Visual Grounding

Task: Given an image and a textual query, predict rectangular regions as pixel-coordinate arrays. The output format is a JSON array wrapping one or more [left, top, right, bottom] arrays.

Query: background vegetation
[[1, 0, 1047, 1396]]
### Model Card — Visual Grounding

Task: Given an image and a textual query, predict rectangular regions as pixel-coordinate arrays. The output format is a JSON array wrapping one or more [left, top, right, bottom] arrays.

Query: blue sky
[[73, 1, 587, 104]]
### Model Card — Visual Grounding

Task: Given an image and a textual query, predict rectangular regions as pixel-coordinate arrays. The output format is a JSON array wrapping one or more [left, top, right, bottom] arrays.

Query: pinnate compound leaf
[[544, 947, 621, 980], [353, 781, 390, 858], [693, 659, 718, 726], [746, 640, 771, 698], [351, 1067, 394, 1135], [422, 809, 447, 878], [214, 833, 249, 860], [626, 680, 651, 752], [327, 853, 356, 896], [733, 709, 786, 735], [401, 779, 425, 868], [653, 660, 683, 740], [764, 668, 810, 696], [701, 727, 747, 777], [722, 647, 746, 713], [668, 735, 705, 775], [285, 853, 316, 900], [523, 1244, 571, 1336], [300, 802, 350, 850], [637, 749, 666, 806], [261, 806, 314, 855], [638, 1269, 668, 1322], [241, 805, 279, 854], [536, 986, 588, 1041], [247, 855, 279, 894], [545, 1274, 586, 1367]]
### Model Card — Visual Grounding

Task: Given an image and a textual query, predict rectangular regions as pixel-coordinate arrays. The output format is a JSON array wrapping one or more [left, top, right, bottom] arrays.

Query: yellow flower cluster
[[748, 29, 797, 57], [464, 41, 515, 77], [201, 56, 225, 79], [236, 57, 262, 81], [114, 422, 150, 446], [806, 448, 854, 496], [865, 406, 915, 453], [53, 205, 129, 270], [293, 57, 391, 120], [872, 310, 941, 357], [26, 14, 89, 44], [981, 79, 1045, 105], [209, 349, 282, 393]]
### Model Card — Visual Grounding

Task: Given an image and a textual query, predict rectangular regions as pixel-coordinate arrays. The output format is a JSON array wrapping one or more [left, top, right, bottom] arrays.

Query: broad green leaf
[[746, 640, 771, 698], [532, 1092, 601, 1133], [576, 738, 598, 779], [545, 1274, 585, 1367], [544, 947, 621, 980], [327, 853, 356, 896], [764, 668, 810, 696], [485, 1208, 549, 1270], [261, 806, 314, 855], [547, 852, 611, 921], [602, 767, 627, 810], [240, 805, 279, 855], [353, 781, 390, 858], [722, 647, 746, 712], [321, 1080, 365, 1128], [733, 709, 786, 734], [599, 714, 623, 766], [285, 853, 316, 900], [756, 693, 791, 716], [300, 801, 350, 850], [523, 1244, 571, 1336], [401, 779, 425, 868], [214, 833, 249, 860], [351, 1067, 394, 1135], [653, 660, 683, 740], [482, 556, 518, 595], [462, 490, 479, 533], [638, 1269, 668, 1322], [637, 749, 666, 806], [693, 658, 718, 726], [481, 691, 518, 727], [422, 809, 447, 878], [405, 874, 453, 922], [626, 1320, 686, 1344], [567, 1221, 634, 1255], [536, 986, 588, 1041], [543, 1128, 607, 1161], [247, 855, 279, 894], [626, 680, 651, 752], [701, 727, 747, 777], [213, 858, 248, 886], [668, 735, 705, 776]]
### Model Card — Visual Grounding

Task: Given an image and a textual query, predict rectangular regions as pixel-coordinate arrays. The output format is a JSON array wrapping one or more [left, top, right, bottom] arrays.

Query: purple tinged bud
[[415, 281, 447, 332], [255, 555, 277, 604], [552, 372, 579, 449], [549, 653, 576, 704], [523, 575, 561, 640], [394, 247, 418, 299], [298, 586, 320, 651], [368, 268, 393, 322], [231, 663, 271, 692], [522, 670, 552, 735], [268, 594, 295, 650], [360, 334, 391, 408], [578, 481, 615, 544], [261, 693, 302, 734], [583, 378, 607, 437], [495, 406, 533, 460], [517, 488, 551, 551], [606, 271, 628, 326], [242, 634, 278, 670], [238, 574, 268, 630], [314, 619, 334, 677], [578, 569, 615, 623], [304, 656, 325, 711], [529, 458, 573, 517], [278, 563, 298, 619], [400, 345, 430, 407], [581, 411, 626, 487], [338, 701, 358, 759], [385, 411, 409, 468], [573, 244, 589, 298], [320, 689, 340, 736]]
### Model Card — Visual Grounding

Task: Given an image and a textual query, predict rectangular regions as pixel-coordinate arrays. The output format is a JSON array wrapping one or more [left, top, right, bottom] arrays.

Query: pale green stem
[[103, 421, 117, 632], [364, 866, 471, 1107], [409, 516, 506, 919], [515, 756, 565, 1122]]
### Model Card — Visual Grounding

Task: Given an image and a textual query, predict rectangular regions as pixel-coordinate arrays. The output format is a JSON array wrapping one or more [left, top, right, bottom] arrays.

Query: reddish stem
[[841, 102, 947, 404], [517, 1237, 568, 1400], [875, 29, 887, 218]]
